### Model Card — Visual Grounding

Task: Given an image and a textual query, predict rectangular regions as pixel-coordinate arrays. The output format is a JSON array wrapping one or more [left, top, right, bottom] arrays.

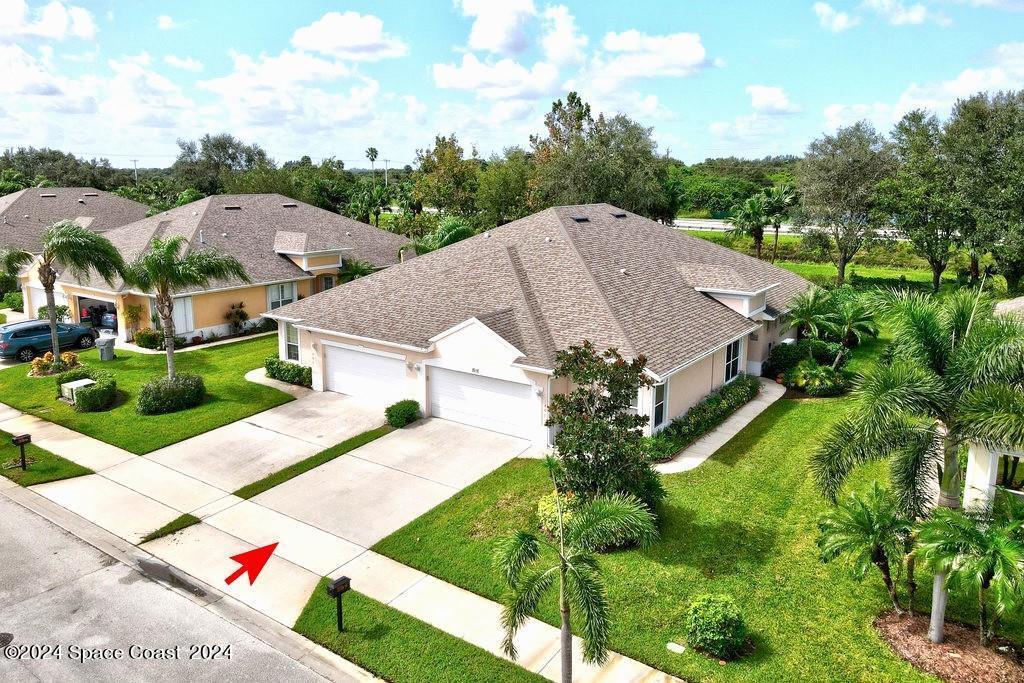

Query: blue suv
[[0, 320, 99, 363]]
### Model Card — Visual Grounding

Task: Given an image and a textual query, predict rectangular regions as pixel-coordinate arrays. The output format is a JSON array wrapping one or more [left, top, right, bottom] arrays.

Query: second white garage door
[[428, 367, 536, 440], [325, 344, 408, 405]]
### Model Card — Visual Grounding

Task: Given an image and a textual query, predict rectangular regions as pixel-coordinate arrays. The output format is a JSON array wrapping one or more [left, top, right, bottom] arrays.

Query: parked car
[[0, 320, 99, 363]]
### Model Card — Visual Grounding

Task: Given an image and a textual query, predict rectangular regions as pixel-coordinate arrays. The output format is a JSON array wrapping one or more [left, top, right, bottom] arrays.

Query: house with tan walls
[[265, 203, 808, 449], [24, 193, 411, 342]]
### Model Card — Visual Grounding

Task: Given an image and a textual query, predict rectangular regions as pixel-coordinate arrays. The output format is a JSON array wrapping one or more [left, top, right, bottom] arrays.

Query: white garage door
[[28, 287, 66, 319], [428, 367, 536, 440], [324, 344, 408, 404]]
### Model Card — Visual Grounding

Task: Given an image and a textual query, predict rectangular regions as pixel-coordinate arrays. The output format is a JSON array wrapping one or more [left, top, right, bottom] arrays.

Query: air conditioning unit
[[60, 378, 96, 405]]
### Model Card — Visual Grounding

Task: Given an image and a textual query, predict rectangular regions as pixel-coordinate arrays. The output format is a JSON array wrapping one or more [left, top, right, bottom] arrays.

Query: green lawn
[[0, 336, 291, 454], [140, 513, 200, 543], [0, 428, 91, 486], [295, 580, 543, 683]]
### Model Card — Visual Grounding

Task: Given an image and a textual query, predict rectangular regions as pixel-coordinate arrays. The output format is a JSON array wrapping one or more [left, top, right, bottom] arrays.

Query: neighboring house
[[23, 193, 411, 342], [265, 204, 808, 447], [0, 187, 149, 318]]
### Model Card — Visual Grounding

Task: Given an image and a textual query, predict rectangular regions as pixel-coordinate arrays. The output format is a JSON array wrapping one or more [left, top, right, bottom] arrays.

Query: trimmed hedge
[[647, 374, 761, 462], [684, 594, 748, 660], [265, 355, 312, 387], [54, 367, 117, 412], [134, 328, 162, 349], [385, 399, 420, 428], [2, 292, 23, 312], [137, 373, 205, 415], [762, 339, 847, 379]]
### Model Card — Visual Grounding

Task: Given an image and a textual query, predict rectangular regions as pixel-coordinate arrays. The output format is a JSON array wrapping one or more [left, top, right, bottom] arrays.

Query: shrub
[[134, 328, 162, 349], [783, 359, 849, 397], [685, 594, 748, 660], [36, 304, 70, 322], [0, 272, 16, 297], [536, 491, 580, 537], [225, 302, 250, 334], [3, 292, 24, 312], [0, 312, 5, 325], [763, 339, 847, 378], [30, 350, 82, 376], [54, 367, 117, 412], [137, 373, 206, 415], [385, 399, 420, 428], [265, 355, 312, 387]]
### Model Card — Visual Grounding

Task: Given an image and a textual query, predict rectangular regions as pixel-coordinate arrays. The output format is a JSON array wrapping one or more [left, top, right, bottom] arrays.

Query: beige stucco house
[[266, 204, 808, 448], [21, 194, 411, 342]]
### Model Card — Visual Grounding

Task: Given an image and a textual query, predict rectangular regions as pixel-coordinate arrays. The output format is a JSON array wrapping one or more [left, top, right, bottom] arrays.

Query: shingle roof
[[270, 204, 811, 376], [60, 194, 412, 294], [0, 187, 149, 253]]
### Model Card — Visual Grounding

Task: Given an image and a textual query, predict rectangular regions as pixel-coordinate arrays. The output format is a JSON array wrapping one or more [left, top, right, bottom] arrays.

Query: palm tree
[[0, 246, 33, 277], [366, 147, 378, 179], [761, 184, 797, 264], [818, 481, 912, 612], [824, 297, 879, 368], [916, 506, 1024, 645], [495, 468, 658, 682], [33, 221, 125, 361], [125, 236, 249, 379], [338, 259, 377, 283], [409, 216, 476, 255], [811, 288, 1024, 643], [726, 195, 769, 259], [784, 288, 833, 341], [346, 191, 372, 224], [367, 183, 391, 228]]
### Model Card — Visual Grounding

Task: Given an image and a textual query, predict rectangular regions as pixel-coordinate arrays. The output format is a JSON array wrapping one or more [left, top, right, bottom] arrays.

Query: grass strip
[[232, 425, 393, 500], [294, 579, 543, 683], [140, 513, 201, 543], [0, 429, 92, 486]]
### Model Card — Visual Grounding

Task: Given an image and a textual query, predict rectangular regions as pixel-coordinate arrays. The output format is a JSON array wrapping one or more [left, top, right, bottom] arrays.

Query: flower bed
[[30, 351, 82, 377]]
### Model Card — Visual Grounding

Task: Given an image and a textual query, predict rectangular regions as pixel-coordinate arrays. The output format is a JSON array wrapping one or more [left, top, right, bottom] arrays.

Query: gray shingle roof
[[270, 204, 810, 376], [0, 187, 149, 253], [60, 194, 412, 294]]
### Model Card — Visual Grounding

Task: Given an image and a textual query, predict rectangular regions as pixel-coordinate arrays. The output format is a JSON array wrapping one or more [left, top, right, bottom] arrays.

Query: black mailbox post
[[326, 576, 351, 632], [11, 434, 30, 471]]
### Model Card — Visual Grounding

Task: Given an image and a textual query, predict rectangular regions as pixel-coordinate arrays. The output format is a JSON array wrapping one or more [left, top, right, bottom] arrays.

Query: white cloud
[[103, 53, 193, 127], [156, 14, 177, 30], [0, 0, 97, 42], [290, 11, 407, 61], [711, 86, 800, 148], [863, 0, 943, 25], [582, 29, 709, 92], [164, 54, 203, 72], [540, 5, 587, 66], [813, 2, 860, 31], [403, 95, 427, 124], [746, 85, 800, 114], [433, 53, 559, 100], [454, 0, 537, 55], [948, 0, 1024, 9]]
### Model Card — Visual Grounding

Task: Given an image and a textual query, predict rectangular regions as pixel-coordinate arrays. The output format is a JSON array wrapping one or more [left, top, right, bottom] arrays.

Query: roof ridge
[[548, 207, 640, 359], [504, 244, 558, 365]]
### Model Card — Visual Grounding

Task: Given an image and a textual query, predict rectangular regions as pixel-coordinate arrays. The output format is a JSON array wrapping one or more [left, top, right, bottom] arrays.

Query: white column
[[963, 442, 1000, 510]]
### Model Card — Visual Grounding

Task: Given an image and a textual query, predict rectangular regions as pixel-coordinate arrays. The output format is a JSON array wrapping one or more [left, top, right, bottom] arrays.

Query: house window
[[268, 282, 296, 310], [725, 339, 742, 382], [627, 389, 639, 415], [652, 383, 666, 428], [285, 323, 299, 361], [320, 274, 336, 292]]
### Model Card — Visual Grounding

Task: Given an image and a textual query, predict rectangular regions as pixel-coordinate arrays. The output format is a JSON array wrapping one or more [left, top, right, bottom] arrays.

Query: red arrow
[[225, 542, 278, 586]]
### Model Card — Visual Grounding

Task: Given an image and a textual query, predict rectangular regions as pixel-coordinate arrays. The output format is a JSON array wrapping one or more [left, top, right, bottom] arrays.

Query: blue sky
[[2, 0, 1023, 168]]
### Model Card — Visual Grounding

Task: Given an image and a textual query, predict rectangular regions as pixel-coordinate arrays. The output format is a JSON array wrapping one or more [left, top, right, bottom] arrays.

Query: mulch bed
[[875, 611, 1024, 683]]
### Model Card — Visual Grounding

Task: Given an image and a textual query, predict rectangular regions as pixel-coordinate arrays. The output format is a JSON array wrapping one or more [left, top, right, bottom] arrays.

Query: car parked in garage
[[0, 320, 99, 363]]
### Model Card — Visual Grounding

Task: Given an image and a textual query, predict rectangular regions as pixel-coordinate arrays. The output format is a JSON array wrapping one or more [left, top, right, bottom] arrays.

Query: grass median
[[0, 429, 92, 486]]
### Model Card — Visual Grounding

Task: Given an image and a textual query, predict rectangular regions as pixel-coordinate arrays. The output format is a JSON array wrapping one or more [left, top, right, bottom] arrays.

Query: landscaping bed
[[0, 429, 92, 486]]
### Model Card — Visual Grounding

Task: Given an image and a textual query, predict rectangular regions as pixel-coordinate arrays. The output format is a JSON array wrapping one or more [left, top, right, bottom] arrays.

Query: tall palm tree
[[366, 147, 378, 179], [495, 469, 658, 682], [811, 288, 1024, 643], [367, 183, 391, 227], [33, 221, 125, 361], [784, 288, 833, 341], [818, 481, 912, 612], [338, 259, 377, 283], [761, 184, 797, 264], [916, 506, 1024, 645], [726, 195, 769, 259], [824, 297, 879, 368], [125, 236, 249, 379]]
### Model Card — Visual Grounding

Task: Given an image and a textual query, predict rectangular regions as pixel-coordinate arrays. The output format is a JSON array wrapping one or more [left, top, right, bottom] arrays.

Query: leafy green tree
[[338, 259, 377, 283], [125, 236, 249, 378], [413, 134, 479, 216], [171, 133, 271, 195], [547, 341, 665, 509], [824, 296, 878, 367], [666, 166, 759, 217], [726, 195, 769, 259], [761, 184, 798, 263], [818, 482, 912, 612], [114, 178, 204, 215], [784, 288, 833, 341], [811, 288, 1024, 643], [476, 147, 534, 227], [495, 471, 657, 682], [408, 215, 476, 255], [796, 122, 895, 284], [0, 147, 132, 190], [0, 168, 29, 194], [917, 506, 1024, 645]]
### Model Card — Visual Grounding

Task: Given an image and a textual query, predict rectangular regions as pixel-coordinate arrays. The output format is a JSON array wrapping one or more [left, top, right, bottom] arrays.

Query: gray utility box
[[96, 337, 116, 361], [60, 378, 96, 404]]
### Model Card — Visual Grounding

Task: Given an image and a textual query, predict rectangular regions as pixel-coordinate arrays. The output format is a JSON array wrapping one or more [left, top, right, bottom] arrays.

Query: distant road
[[673, 217, 903, 240]]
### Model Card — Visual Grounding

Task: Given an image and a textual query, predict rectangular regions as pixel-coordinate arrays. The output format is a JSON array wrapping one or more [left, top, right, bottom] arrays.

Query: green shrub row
[[134, 328, 187, 350], [265, 355, 312, 387], [762, 339, 847, 379], [137, 373, 205, 415], [647, 374, 761, 461], [53, 367, 117, 412], [782, 359, 849, 397], [385, 399, 420, 428], [2, 292, 23, 312]]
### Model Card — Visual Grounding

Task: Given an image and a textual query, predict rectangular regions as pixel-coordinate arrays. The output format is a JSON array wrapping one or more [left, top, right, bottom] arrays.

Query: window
[[652, 383, 666, 428], [285, 323, 299, 361], [725, 339, 742, 382], [268, 282, 296, 310], [320, 274, 336, 292], [627, 390, 639, 415]]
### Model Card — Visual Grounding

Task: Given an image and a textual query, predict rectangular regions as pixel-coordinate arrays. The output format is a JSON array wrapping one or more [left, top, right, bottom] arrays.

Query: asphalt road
[[0, 494, 328, 682]]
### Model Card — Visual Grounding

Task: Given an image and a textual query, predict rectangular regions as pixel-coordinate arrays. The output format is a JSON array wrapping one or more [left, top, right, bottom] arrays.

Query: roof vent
[[570, 215, 589, 223], [198, 229, 204, 244], [192, 211, 198, 216], [345, 231, 351, 237], [83, 192, 98, 197], [545, 236, 552, 243], [611, 211, 627, 218], [483, 232, 490, 238], [221, 232, 228, 238], [619, 268, 628, 275], [282, 202, 297, 208], [224, 205, 242, 210], [78, 198, 85, 203], [40, 193, 56, 198]]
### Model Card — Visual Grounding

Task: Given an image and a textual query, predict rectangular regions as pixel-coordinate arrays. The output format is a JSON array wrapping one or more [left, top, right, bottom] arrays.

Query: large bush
[[265, 355, 312, 387], [0, 273, 17, 297], [385, 399, 420, 428], [647, 374, 761, 461], [763, 339, 846, 378], [134, 328, 162, 349], [2, 292, 24, 312], [685, 594, 748, 660], [54, 367, 117, 412], [36, 304, 70, 322], [783, 359, 849, 397], [536, 491, 580, 537], [137, 373, 205, 415]]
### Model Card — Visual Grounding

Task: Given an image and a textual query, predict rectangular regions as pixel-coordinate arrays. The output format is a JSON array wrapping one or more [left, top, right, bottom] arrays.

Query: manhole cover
[[0, 633, 13, 647]]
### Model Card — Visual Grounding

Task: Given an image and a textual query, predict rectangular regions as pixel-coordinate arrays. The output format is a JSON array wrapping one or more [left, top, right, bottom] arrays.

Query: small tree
[[726, 195, 770, 259], [761, 184, 797, 264], [784, 288, 832, 341], [824, 297, 878, 368], [339, 259, 376, 283], [547, 341, 665, 509]]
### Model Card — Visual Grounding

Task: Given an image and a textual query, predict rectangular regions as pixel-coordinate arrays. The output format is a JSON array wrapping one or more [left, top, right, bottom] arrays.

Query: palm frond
[[565, 494, 659, 551], [499, 566, 557, 660], [0, 247, 33, 275], [958, 384, 1024, 450], [564, 559, 611, 665], [946, 315, 1024, 393], [888, 421, 943, 520], [41, 220, 126, 286], [493, 531, 542, 587]]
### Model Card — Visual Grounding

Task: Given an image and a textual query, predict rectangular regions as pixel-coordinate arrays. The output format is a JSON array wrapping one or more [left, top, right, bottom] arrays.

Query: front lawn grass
[[373, 398, 1024, 682], [0, 336, 290, 455], [294, 579, 543, 683], [0, 428, 91, 486]]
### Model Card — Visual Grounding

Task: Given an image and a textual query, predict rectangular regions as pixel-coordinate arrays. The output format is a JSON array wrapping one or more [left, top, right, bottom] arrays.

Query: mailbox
[[11, 434, 31, 447], [326, 576, 351, 598]]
